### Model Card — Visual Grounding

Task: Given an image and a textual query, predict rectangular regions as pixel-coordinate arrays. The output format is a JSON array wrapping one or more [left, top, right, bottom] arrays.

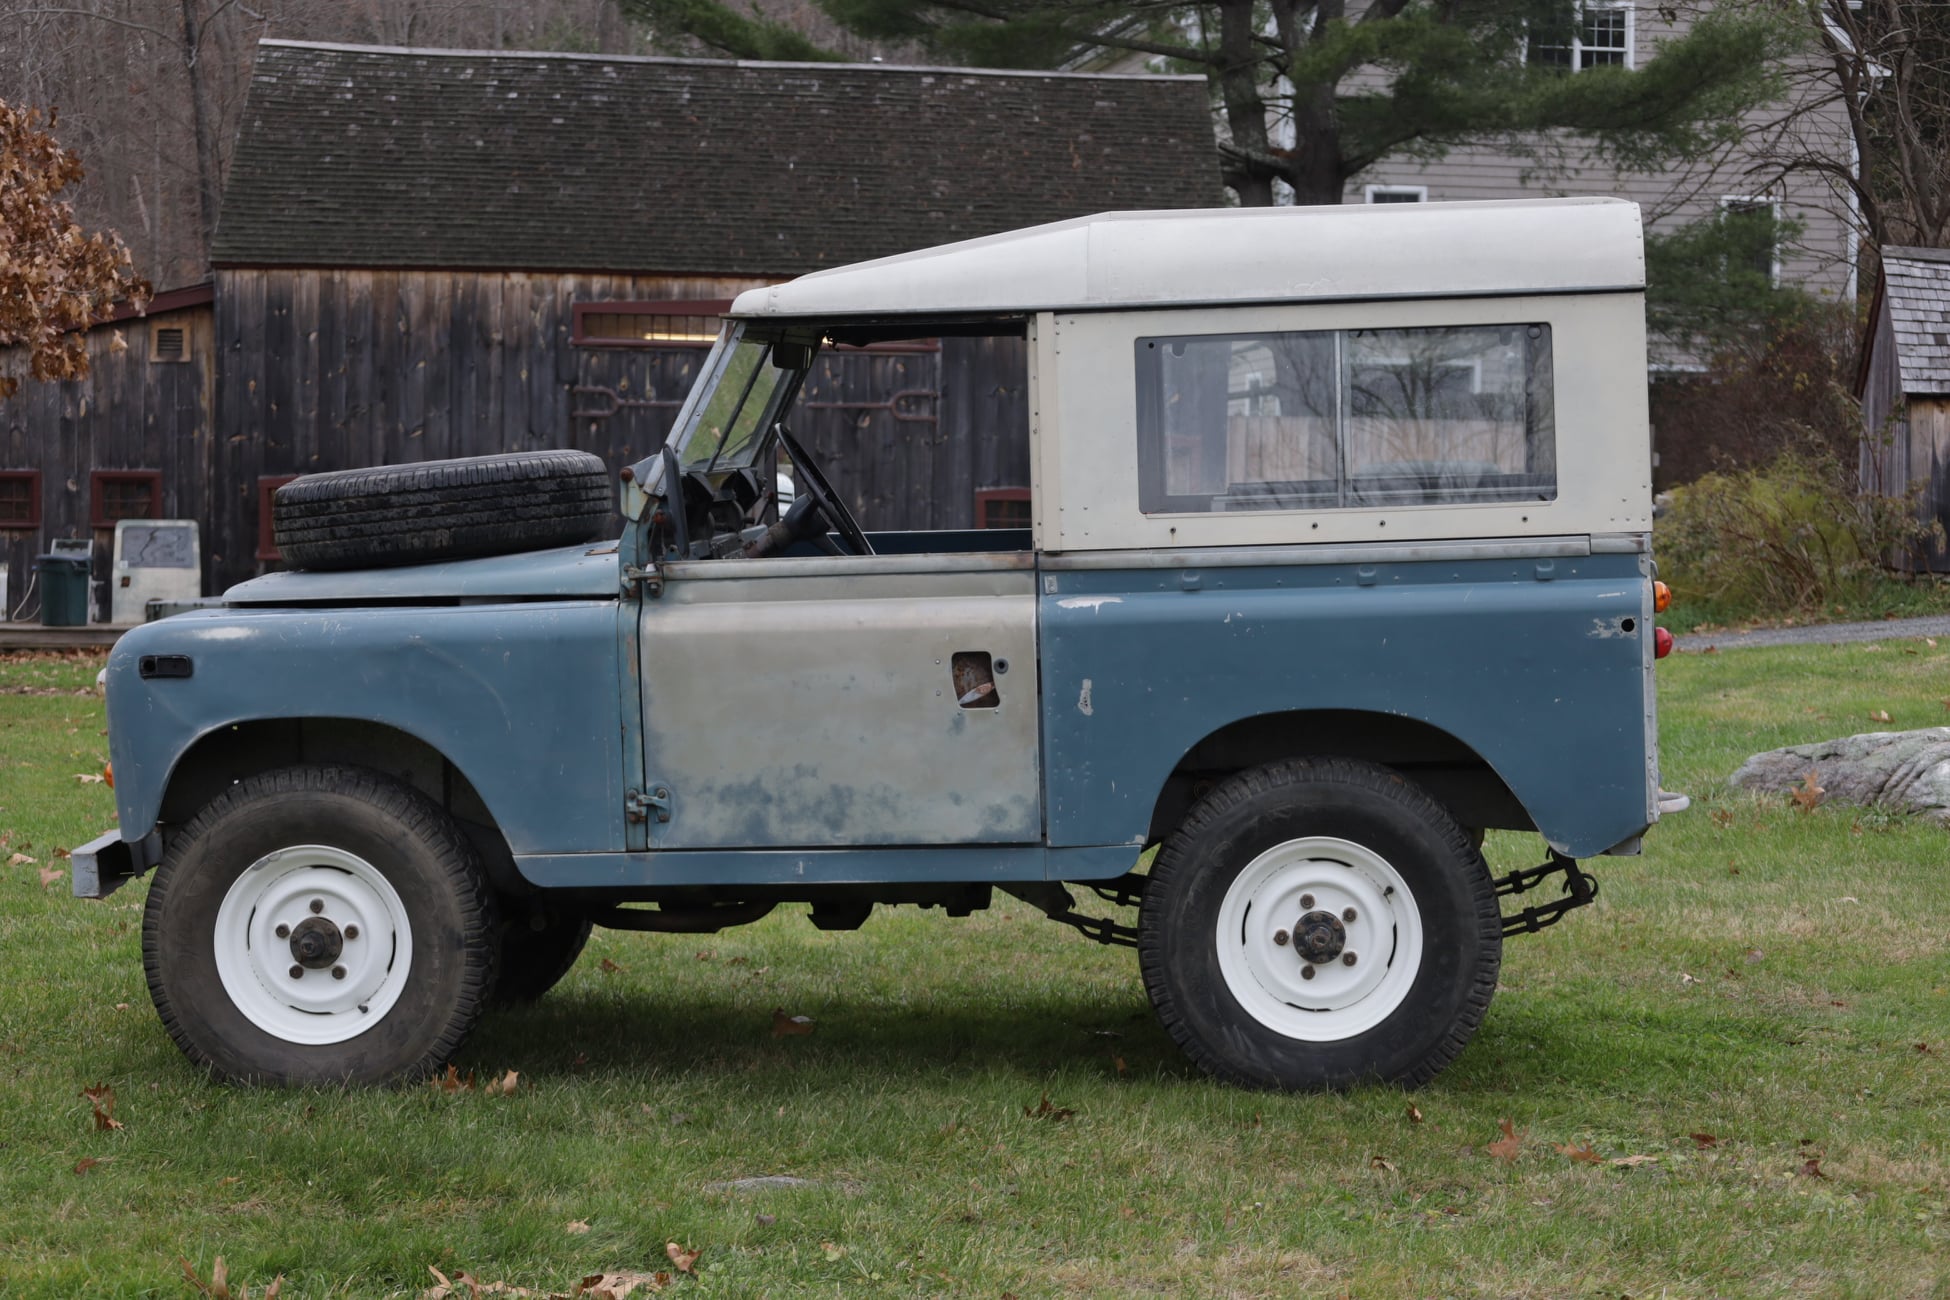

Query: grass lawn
[[2, 643, 1947, 1298]]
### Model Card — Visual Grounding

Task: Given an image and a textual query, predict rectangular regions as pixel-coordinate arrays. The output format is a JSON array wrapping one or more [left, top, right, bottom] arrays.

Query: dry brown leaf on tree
[[82, 1081, 123, 1131], [1554, 1142, 1603, 1164], [770, 1008, 814, 1038], [1790, 769, 1824, 813], [1486, 1118, 1523, 1161], [664, 1242, 700, 1274]]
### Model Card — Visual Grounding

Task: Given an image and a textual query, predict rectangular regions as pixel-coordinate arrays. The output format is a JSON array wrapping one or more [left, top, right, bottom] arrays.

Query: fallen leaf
[[565, 1219, 590, 1235], [1799, 1157, 1830, 1179], [1610, 1153, 1659, 1168], [37, 867, 63, 887], [1681, 972, 1699, 986], [73, 1156, 105, 1175], [1554, 1142, 1603, 1164], [1024, 1093, 1076, 1121], [1711, 808, 1735, 828], [429, 1064, 475, 1094], [599, 958, 622, 974], [1368, 1154, 1397, 1172], [1744, 949, 1764, 964], [1406, 1104, 1424, 1124], [485, 1069, 519, 1097], [665, 1241, 700, 1274], [1790, 769, 1824, 813], [1870, 709, 1894, 724], [73, 772, 106, 784], [1690, 1132, 1720, 1148], [8, 852, 35, 866], [770, 1008, 814, 1038], [574, 1272, 666, 1298], [1487, 1118, 1523, 1162], [82, 1082, 123, 1131], [1917, 1042, 1934, 1055], [820, 1242, 845, 1262], [754, 1213, 777, 1226], [1112, 1055, 1127, 1076]]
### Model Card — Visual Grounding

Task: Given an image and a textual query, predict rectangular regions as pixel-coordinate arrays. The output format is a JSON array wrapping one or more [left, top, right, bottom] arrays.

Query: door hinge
[[623, 565, 663, 597], [626, 786, 672, 823]]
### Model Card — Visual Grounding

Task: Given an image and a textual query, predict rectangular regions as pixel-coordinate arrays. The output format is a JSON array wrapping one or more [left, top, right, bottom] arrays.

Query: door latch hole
[[952, 651, 999, 709]]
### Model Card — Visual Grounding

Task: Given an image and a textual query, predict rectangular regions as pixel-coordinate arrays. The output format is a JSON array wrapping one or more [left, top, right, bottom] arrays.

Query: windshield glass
[[672, 326, 791, 471]]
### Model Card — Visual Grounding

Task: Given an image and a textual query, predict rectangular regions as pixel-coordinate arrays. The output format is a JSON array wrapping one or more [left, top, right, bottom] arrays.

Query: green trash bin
[[37, 553, 91, 628]]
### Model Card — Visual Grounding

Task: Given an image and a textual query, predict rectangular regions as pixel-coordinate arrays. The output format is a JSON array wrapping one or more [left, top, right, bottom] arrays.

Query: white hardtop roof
[[730, 197, 1644, 319]]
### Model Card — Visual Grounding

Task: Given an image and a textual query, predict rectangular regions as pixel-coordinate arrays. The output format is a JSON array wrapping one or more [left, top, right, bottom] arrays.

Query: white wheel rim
[[212, 845, 414, 1046], [1215, 836, 1424, 1041]]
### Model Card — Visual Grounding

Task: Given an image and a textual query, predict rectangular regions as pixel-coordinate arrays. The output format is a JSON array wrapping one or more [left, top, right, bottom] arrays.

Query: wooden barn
[[1859, 247, 1950, 572], [2, 39, 1221, 618]]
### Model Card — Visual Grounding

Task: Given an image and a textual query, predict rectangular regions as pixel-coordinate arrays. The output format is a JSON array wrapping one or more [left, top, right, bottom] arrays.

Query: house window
[[1720, 197, 1781, 286], [150, 320, 190, 363], [1530, 2, 1634, 70], [257, 475, 297, 560], [573, 300, 732, 348], [0, 471, 41, 529], [975, 488, 1031, 530], [1364, 185, 1427, 204], [90, 470, 162, 527]]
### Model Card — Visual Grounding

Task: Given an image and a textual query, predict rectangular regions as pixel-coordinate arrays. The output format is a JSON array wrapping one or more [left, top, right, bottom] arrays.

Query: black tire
[[272, 450, 613, 571], [491, 904, 593, 1005], [142, 766, 499, 1086], [1138, 758, 1501, 1091]]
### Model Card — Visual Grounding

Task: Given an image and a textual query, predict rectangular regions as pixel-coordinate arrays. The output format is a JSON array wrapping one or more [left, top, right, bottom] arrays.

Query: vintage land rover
[[76, 198, 1665, 1091]]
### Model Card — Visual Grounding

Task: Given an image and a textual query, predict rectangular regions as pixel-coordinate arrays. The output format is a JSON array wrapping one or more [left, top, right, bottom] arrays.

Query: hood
[[223, 543, 622, 605]]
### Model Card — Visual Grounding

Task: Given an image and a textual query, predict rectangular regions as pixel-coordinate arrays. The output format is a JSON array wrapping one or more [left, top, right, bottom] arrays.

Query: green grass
[[3, 646, 1949, 1298]]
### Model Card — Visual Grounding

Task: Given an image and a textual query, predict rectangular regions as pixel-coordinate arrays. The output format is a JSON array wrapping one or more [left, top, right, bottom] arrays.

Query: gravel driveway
[[1671, 614, 1950, 653]]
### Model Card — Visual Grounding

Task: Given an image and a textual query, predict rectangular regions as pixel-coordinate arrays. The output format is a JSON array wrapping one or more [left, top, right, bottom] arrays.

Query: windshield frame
[[662, 321, 812, 475]]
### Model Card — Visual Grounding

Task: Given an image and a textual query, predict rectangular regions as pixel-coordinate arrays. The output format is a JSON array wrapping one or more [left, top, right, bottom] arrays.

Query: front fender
[[105, 601, 626, 856]]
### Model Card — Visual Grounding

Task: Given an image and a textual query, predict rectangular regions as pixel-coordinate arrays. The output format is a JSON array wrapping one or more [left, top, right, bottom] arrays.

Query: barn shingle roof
[[1883, 247, 1950, 395], [212, 40, 1225, 276]]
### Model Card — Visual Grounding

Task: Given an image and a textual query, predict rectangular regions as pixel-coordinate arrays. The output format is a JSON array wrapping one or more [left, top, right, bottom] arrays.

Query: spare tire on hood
[[272, 450, 614, 571]]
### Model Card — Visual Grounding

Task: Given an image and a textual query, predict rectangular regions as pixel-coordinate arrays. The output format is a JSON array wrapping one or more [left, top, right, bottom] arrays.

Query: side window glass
[[1137, 323, 1555, 513]]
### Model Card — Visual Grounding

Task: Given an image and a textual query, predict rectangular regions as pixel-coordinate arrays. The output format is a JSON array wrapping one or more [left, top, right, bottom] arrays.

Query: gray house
[[1859, 247, 1950, 572]]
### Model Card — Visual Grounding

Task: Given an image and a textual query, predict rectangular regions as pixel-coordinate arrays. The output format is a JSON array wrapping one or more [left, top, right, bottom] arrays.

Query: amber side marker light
[[1653, 580, 1672, 613], [103, 763, 113, 789]]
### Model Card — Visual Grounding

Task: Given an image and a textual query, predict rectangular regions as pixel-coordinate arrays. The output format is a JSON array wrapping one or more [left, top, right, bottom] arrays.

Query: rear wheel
[[142, 766, 497, 1085], [1139, 758, 1501, 1090]]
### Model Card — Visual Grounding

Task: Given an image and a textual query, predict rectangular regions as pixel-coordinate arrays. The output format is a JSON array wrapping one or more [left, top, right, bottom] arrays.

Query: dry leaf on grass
[[1799, 1158, 1830, 1179], [72, 1156, 106, 1175], [8, 852, 35, 866], [37, 866, 63, 887], [82, 1082, 123, 1131], [770, 1008, 813, 1038], [1554, 1142, 1603, 1164], [1690, 1132, 1720, 1148], [575, 1272, 668, 1298], [181, 1256, 282, 1299], [1870, 709, 1894, 724], [73, 772, 106, 784], [1368, 1154, 1397, 1172], [1023, 1093, 1075, 1121], [430, 1064, 476, 1093], [664, 1242, 700, 1274], [598, 958, 622, 975], [820, 1242, 846, 1262], [1406, 1104, 1424, 1124], [1790, 770, 1825, 813], [1487, 1119, 1523, 1162], [1610, 1154, 1658, 1168], [565, 1220, 590, 1236], [485, 1069, 519, 1097]]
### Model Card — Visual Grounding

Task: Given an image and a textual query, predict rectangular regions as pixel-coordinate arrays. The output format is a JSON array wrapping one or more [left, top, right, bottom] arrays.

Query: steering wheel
[[775, 424, 873, 556]]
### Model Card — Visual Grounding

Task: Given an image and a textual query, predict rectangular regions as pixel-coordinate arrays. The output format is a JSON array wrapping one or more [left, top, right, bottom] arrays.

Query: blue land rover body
[[78, 199, 1664, 1090]]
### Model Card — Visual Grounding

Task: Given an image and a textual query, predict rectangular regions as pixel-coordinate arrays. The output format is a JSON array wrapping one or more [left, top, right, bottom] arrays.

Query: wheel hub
[[288, 915, 344, 969], [1293, 910, 1345, 963]]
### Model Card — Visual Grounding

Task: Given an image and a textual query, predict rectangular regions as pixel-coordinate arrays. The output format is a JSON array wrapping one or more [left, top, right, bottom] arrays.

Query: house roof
[[1882, 247, 1950, 395], [730, 197, 1646, 319], [212, 40, 1224, 276]]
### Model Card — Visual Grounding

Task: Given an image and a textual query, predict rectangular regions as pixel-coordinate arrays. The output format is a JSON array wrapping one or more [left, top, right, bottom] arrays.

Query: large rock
[[1729, 727, 1950, 821]]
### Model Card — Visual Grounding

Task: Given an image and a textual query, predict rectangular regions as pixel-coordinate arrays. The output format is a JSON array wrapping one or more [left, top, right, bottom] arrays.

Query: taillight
[[1653, 580, 1671, 613], [1654, 627, 1673, 659]]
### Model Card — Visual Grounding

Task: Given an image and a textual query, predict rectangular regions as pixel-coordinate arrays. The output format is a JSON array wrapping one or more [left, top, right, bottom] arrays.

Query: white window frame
[[1719, 195, 1782, 287], [1528, 1, 1636, 72], [1364, 184, 1429, 204]]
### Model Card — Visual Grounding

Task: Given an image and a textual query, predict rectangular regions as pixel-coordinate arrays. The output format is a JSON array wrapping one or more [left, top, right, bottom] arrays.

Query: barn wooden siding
[[1858, 258, 1950, 574], [0, 299, 215, 619]]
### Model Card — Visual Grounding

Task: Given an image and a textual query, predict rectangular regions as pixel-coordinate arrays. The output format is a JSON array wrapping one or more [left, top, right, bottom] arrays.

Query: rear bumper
[[71, 831, 141, 900]]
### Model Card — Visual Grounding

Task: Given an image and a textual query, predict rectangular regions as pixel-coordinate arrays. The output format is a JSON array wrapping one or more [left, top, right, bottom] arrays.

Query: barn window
[[573, 300, 732, 348], [150, 321, 190, 363], [257, 475, 297, 560], [0, 470, 40, 529], [975, 488, 1031, 530], [91, 470, 162, 527]]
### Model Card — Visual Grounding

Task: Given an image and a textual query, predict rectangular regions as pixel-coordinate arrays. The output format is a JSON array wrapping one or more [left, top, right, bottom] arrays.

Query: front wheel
[[142, 766, 498, 1085], [1139, 758, 1501, 1090]]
